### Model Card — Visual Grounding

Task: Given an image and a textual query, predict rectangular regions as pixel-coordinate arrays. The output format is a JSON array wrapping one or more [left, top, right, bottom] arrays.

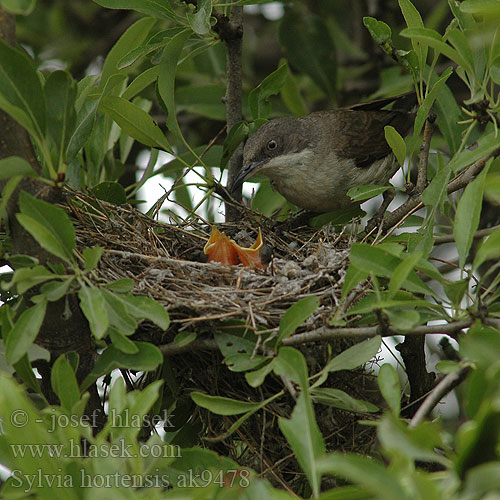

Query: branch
[[435, 223, 500, 244], [158, 318, 491, 356], [382, 150, 500, 232], [215, 4, 244, 222], [409, 364, 472, 428], [416, 113, 436, 194]]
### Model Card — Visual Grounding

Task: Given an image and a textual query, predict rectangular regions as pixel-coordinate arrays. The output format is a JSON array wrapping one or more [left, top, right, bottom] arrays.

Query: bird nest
[[68, 188, 356, 337], [66, 188, 379, 491]]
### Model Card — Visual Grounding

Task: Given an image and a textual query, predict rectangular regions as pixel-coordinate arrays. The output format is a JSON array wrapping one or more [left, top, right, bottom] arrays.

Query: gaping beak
[[230, 161, 262, 193]]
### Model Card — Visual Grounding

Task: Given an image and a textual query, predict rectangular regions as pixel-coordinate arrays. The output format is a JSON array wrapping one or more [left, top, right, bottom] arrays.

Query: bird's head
[[230, 117, 315, 192]]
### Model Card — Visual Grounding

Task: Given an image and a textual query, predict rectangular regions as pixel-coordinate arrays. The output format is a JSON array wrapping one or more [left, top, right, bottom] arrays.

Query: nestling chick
[[231, 93, 416, 213]]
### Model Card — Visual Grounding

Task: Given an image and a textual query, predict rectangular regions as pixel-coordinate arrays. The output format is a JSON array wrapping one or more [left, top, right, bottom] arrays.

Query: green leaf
[[279, 11, 337, 99], [348, 184, 392, 202], [6, 299, 47, 365], [277, 296, 319, 346], [388, 251, 423, 298], [2, 265, 57, 295], [115, 293, 170, 330], [474, 227, 500, 270], [248, 64, 288, 120], [99, 95, 171, 151], [312, 388, 378, 413], [66, 98, 99, 162], [448, 131, 500, 173], [245, 359, 276, 388], [51, 354, 80, 410], [80, 342, 162, 391], [109, 327, 139, 354], [78, 285, 109, 340], [385, 125, 406, 167], [401, 27, 470, 71], [44, 70, 77, 168], [363, 16, 392, 44], [221, 121, 249, 169], [0, 37, 46, 140], [274, 347, 325, 497], [378, 363, 401, 417], [157, 29, 192, 141], [187, 0, 212, 35], [0, 0, 36, 15], [102, 289, 138, 336], [0, 156, 36, 179], [103, 277, 135, 293], [17, 191, 75, 263], [40, 277, 74, 302], [385, 307, 420, 333], [421, 162, 452, 213], [117, 42, 165, 70], [91, 181, 127, 204], [413, 66, 453, 141], [398, 0, 428, 71], [83, 247, 103, 271], [215, 331, 257, 358], [324, 336, 381, 373], [454, 165, 489, 268], [349, 243, 433, 296], [98, 16, 157, 91], [93, 0, 177, 21], [191, 392, 261, 415], [318, 453, 407, 500], [443, 279, 469, 306]]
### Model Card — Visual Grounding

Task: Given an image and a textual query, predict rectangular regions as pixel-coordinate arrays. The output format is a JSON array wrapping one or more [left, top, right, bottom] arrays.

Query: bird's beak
[[230, 161, 262, 193]]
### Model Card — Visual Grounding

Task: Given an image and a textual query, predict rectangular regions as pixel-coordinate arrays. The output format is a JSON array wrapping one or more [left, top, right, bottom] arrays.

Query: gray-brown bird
[[231, 93, 416, 213]]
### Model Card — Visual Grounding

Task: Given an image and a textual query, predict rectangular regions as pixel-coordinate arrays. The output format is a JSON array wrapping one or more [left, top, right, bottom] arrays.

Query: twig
[[434, 224, 500, 244], [416, 113, 436, 194], [158, 318, 498, 356], [409, 364, 472, 428], [382, 150, 500, 232]]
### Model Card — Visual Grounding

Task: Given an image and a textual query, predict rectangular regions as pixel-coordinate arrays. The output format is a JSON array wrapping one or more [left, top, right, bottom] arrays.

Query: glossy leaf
[[93, 0, 177, 20], [388, 251, 423, 298], [109, 327, 139, 354], [348, 184, 392, 202], [276, 296, 319, 346], [44, 70, 77, 168], [5, 299, 47, 365], [83, 247, 104, 272], [0, 38, 46, 139], [17, 191, 75, 263], [248, 64, 288, 120], [275, 348, 325, 497], [385, 125, 406, 167], [448, 131, 500, 173], [2, 265, 57, 295], [98, 16, 157, 90], [115, 294, 170, 330], [324, 336, 381, 374], [78, 285, 109, 340], [454, 165, 489, 269], [66, 98, 99, 162], [187, 0, 212, 35], [100, 95, 171, 151]]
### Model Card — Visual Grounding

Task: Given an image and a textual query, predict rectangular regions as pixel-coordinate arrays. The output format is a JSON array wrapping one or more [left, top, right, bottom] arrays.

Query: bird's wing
[[322, 109, 413, 169]]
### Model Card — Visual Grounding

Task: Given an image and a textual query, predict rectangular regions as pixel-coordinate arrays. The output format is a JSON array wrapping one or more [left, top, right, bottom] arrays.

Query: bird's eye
[[266, 139, 278, 151]]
